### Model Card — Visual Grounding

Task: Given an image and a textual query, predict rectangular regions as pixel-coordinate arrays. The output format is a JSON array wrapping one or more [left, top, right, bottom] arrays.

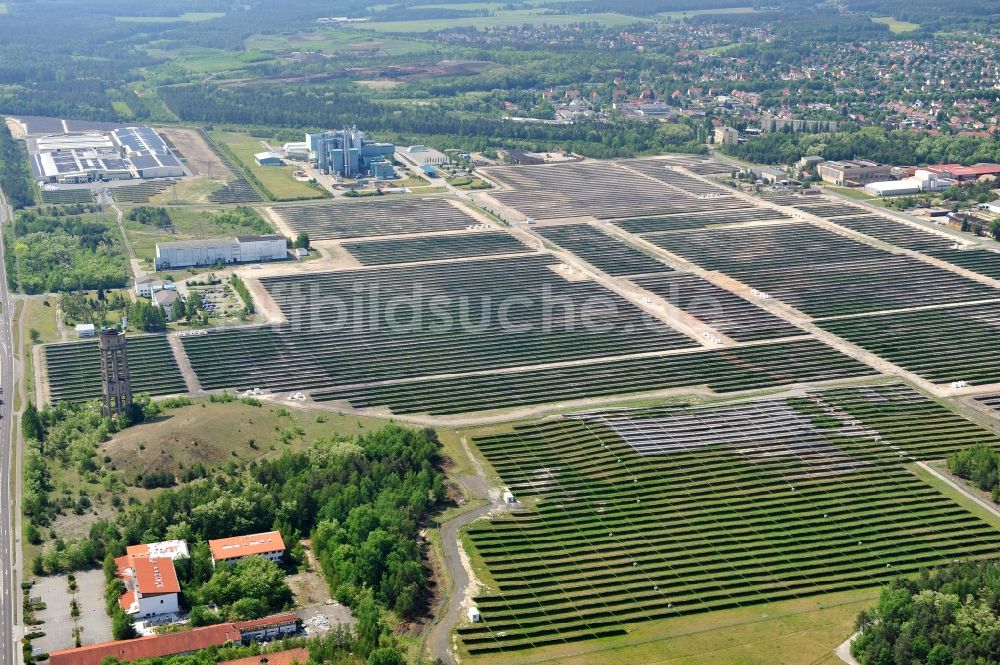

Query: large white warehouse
[[155, 234, 287, 270]]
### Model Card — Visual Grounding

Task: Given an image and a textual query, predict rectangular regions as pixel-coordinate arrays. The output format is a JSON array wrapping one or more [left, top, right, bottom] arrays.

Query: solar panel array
[[483, 162, 744, 220], [536, 224, 672, 276], [632, 273, 804, 342], [273, 199, 478, 240]]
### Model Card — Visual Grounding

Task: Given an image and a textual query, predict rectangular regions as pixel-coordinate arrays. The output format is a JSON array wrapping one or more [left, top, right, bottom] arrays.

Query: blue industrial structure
[[306, 128, 395, 179]]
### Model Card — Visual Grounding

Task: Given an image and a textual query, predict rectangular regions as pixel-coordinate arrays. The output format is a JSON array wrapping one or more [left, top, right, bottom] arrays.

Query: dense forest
[[852, 560, 1000, 665], [5, 211, 125, 293], [948, 445, 1000, 503], [721, 127, 1000, 166], [163, 84, 706, 158], [0, 123, 34, 209], [5, 209, 126, 293]]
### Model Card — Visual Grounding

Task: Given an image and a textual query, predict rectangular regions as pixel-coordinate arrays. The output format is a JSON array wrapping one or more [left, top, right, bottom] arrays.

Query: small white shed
[[468, 607, 481, 622]]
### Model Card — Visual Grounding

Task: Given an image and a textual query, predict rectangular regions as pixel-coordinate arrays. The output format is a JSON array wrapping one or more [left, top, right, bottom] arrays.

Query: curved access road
[[425, 437, 505, 665]]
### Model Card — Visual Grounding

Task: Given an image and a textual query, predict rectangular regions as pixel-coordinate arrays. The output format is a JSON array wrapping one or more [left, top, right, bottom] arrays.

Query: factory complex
[[281, 128, 395, 179], [28, 125, 185, 184]]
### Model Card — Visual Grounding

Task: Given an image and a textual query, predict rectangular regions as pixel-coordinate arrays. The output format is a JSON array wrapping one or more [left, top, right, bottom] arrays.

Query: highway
[[0, 183, 21, 665]]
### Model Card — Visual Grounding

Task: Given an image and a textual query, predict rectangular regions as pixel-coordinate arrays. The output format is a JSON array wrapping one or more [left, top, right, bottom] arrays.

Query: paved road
[[425, 437, 505, 665], [0, 184, 20, 665]]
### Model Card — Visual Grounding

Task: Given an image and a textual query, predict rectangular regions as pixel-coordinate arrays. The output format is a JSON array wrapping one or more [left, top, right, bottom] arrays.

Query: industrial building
[[306, 128, 395, 179], [817, 160, 891, 187], [209, 531, 286, 566], [154, 235, 287, 270], [864, 170, 954, 196], [401, 144, 448, 166], [28, 126, 184, 184], [925, 163, 1000, 182]]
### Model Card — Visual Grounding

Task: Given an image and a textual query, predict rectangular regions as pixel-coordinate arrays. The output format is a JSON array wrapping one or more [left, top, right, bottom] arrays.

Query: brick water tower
[[99, 328, 132, 417]]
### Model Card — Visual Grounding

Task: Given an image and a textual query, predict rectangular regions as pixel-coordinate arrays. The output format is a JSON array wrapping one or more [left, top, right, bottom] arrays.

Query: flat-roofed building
[[209, 531, 286, 566], [154, 234, 286, 270], [713, 126, 739, 145], [817, 160, 891, 187], [236, 234, 287, 263], [401, 144, 448, 166]]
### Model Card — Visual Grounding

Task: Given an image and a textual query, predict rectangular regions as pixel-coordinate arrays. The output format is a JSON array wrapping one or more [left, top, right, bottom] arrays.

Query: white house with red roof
[[115, 540, 188, 619]]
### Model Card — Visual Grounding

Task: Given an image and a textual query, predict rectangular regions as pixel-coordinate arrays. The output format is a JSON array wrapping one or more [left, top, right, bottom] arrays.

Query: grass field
[[115, 12, 225, 23], [210, 131, 329, 201], [872, 16, 920, 33], [24, 296, 59, 345], [101, 400, 391, 480], [656, 6, 755, 21], [148, 48, 275, 76], [124, 206, 275, 264]]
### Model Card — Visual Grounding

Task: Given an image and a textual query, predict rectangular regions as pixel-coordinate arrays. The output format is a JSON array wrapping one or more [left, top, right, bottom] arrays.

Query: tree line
[[721, 126, 1000, 166], [852, 560, 1000, 665], [0, 122, 34, 209]]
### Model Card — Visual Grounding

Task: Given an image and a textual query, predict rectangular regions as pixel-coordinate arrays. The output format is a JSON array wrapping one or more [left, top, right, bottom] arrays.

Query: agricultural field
[[315, 339, 874, 415], [272, 197, 479, 240], [483, 161, 745, 220], [458, 384, 1000, 654], [210, 131, 329, 201], [631, 273, 804, 342], [342, 230, 530, 265], [180, 254, 699, 393], [646, 221, 1000, 318], [536, 224, 672, 276], [871, 16, 920, 33], [818, 302, 1000, 385], [43, 334, 186, 402]]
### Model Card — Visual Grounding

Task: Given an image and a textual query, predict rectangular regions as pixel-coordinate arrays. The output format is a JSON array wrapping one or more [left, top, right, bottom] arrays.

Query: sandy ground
[[4, 117, 26, 139], [158, 127, 233, 180]]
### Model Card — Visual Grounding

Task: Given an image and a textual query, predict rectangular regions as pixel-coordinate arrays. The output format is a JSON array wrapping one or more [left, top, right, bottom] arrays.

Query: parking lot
[[30, 570, 111, 654]]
